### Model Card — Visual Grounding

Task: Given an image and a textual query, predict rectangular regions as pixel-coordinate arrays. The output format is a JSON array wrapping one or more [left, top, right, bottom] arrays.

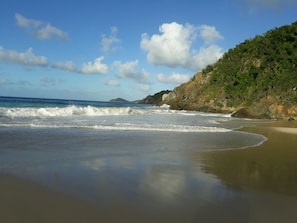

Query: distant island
[[158, 21, 297, 120], [109, 98, 131, 103]]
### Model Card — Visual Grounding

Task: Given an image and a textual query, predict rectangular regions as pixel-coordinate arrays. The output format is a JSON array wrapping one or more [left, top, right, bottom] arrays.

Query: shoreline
[[1, 120, 297, 222], [198, 119, 297, 197]]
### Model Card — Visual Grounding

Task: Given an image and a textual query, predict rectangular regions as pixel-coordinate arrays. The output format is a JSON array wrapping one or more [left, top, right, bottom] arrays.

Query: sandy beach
[[1, 120, 297, 223], [194, 120, 297, 223], [0, 174, 104, 223]]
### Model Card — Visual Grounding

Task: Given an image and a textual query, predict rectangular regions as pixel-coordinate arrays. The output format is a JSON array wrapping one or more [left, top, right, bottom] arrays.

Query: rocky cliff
[[162, 22, 297, 120], [138, 90, 171, 105]]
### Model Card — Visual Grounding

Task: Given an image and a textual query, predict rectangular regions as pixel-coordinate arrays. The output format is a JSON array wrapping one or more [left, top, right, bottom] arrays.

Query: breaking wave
[[0, 105, 142, 118], [0, 101, 234, 133]]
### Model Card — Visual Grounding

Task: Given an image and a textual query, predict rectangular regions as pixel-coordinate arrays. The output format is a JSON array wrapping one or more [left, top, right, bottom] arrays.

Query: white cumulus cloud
[[81, 56, 109, 74], [140, 22, 224, 71], [190, 45, 224, 70], [0, 45, 110, 75], [15, 13, 41, 28], [0, 46, 48, 67], [141, 22, 195, 68], [157, 72, 191, 84], [113, 60, 150, 83], [52, 61, 78, 72], [15, 13, 68, 41], [199, 25, 223, 44], [101, 26, 121, 53], [36, 24, 68, 40]]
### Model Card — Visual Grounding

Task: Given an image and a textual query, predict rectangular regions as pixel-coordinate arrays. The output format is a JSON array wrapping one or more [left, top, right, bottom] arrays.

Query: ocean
[[0, 96, 272, 222], [0, 96, 266, 152]]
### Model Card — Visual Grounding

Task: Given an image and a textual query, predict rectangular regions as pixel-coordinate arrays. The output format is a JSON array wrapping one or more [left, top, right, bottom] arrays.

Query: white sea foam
[[159, 104, 170, 109], [198, 111, 234, 118], [112, 123, 230, 132], [0, 102, 234, 133], [1, 105, 224, 118], [0, 122, 230, 133], [0, 105, 142, 118], [149, 106, 199, 116]]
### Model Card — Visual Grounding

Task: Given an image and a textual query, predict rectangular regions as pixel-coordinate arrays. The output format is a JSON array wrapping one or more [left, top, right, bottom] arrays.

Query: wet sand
[[0, 174, 103, 223], [0, 174, 198, 223], [198, 120, 297, 196], [195, 120, 297, 223], [1, 120, 297, 223]]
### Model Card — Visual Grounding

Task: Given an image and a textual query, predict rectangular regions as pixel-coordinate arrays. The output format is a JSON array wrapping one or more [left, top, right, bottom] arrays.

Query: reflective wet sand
[[197, 121, 297, 197], [1, 121, 297, 223]]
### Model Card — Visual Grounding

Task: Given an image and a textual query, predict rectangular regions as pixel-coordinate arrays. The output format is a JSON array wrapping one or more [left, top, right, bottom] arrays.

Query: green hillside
[[163, 21, 297, 119]]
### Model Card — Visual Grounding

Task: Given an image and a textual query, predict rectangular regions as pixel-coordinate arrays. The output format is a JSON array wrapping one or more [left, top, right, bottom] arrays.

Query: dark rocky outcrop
[[138, 90, 171, 105]]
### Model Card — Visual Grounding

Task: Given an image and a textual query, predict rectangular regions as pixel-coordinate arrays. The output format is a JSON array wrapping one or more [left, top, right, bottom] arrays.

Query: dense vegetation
[[162, 21, 297, 118], [201, 21, 297, 107]]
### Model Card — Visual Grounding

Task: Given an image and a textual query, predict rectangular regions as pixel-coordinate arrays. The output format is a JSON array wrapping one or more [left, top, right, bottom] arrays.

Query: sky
[[0, 0, 296, 101]]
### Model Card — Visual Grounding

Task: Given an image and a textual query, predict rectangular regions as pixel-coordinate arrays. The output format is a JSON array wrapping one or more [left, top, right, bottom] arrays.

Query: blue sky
[[0, 0, 296, 101]]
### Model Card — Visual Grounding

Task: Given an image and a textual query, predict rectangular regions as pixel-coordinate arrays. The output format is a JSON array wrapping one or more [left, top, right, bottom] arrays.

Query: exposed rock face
[[232, 101, 297, 119], [138, 90, 171, 105], [161, 93, 169, 101], [162, 72, 297, 120], [163, 72, 232, 113]]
